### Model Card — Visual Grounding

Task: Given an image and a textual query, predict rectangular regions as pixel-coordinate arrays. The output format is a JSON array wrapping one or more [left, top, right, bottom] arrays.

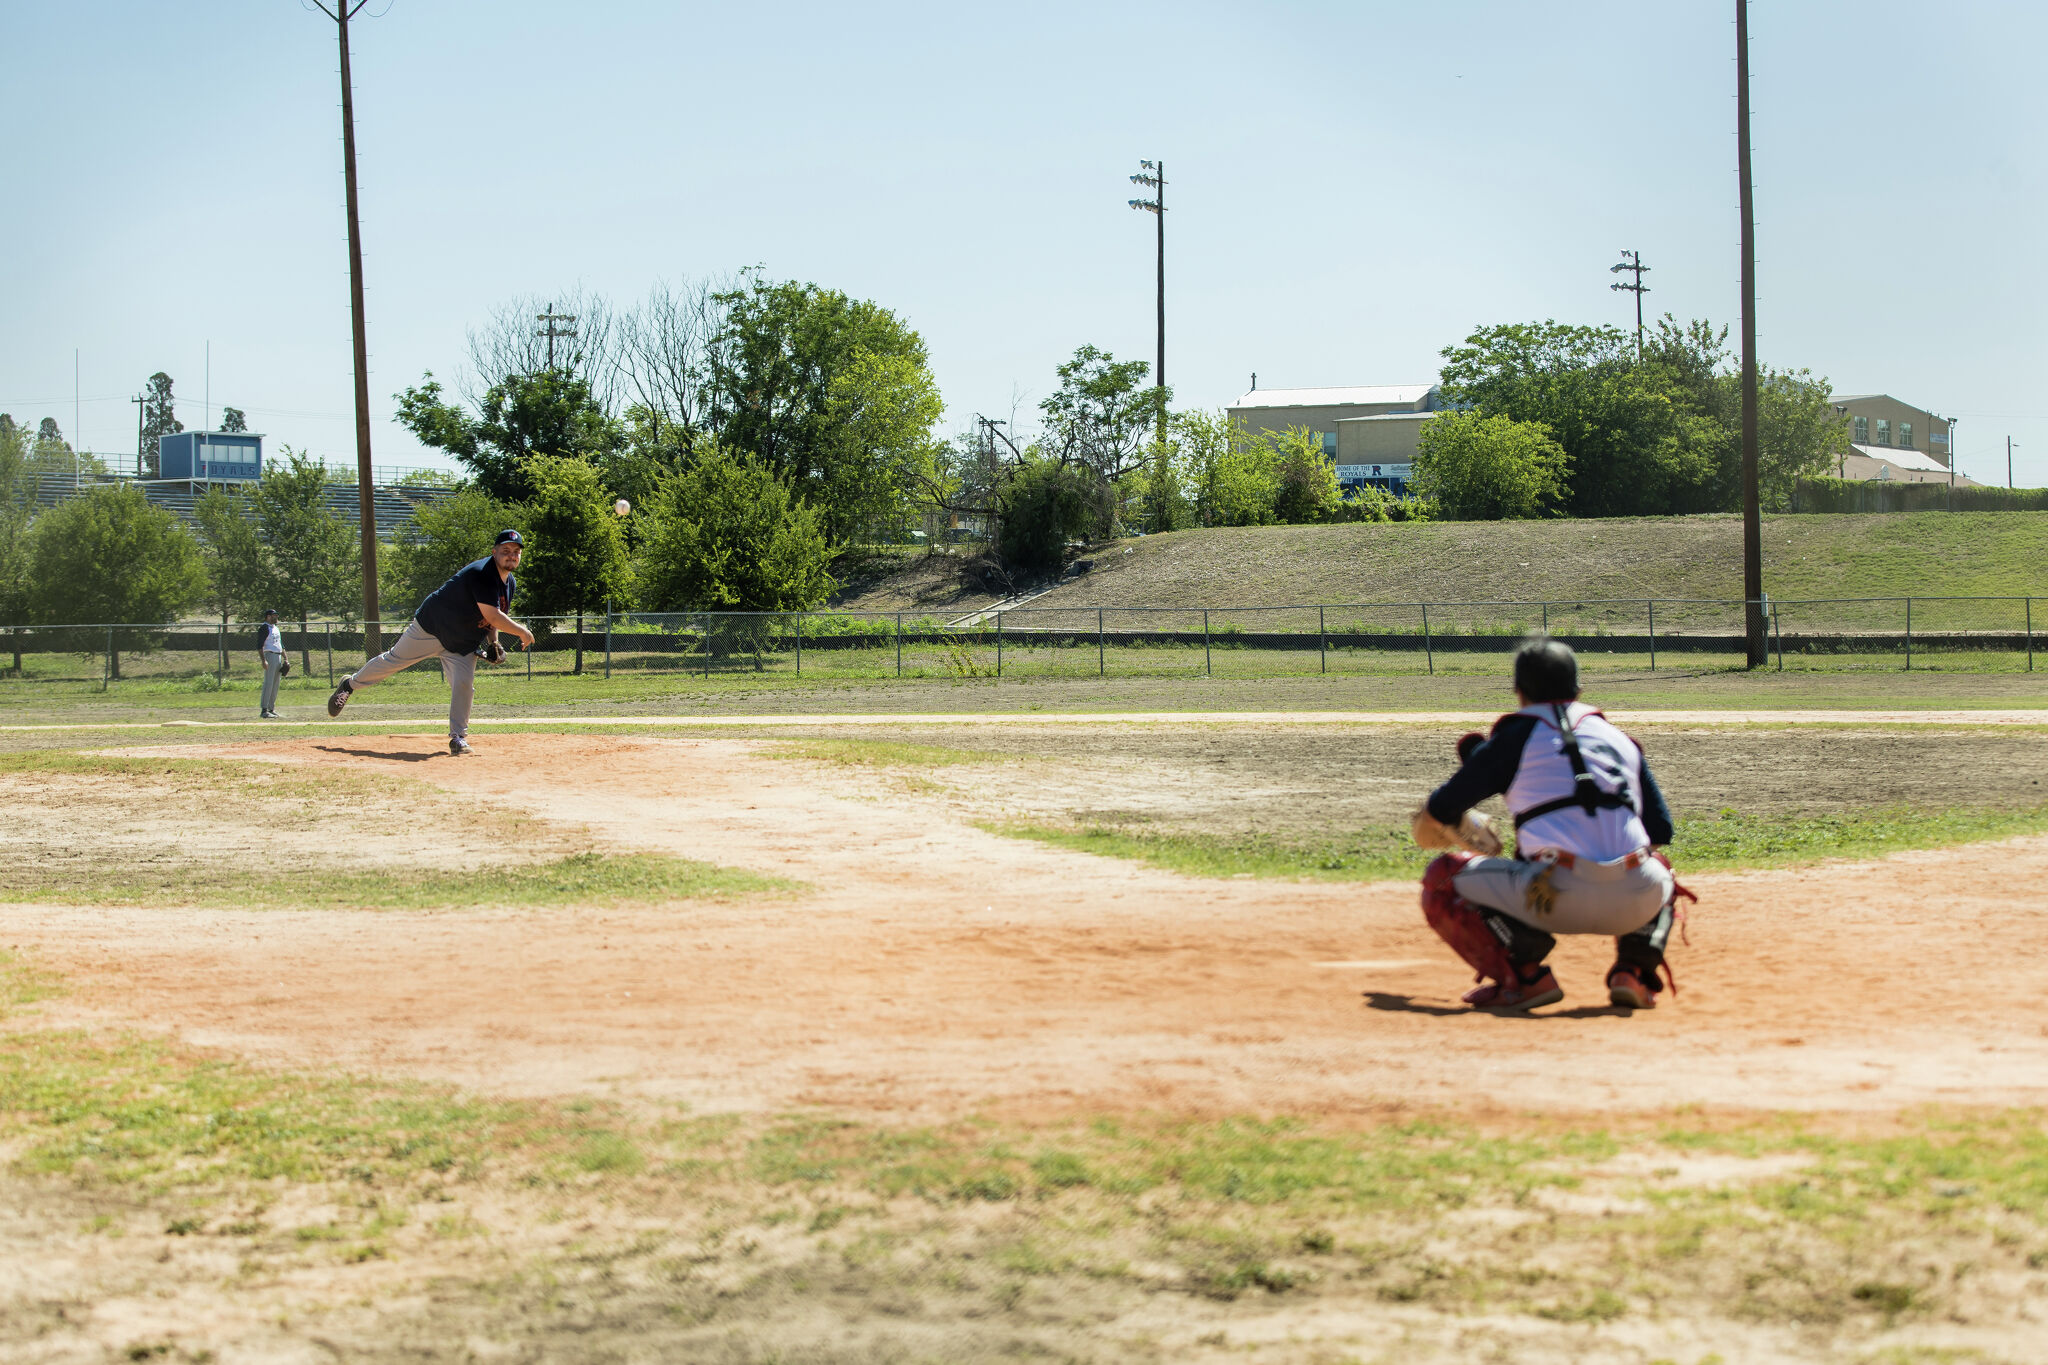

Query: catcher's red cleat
[[1606, 966, 1659, 1010], [1462, 967, 1563, 1013]]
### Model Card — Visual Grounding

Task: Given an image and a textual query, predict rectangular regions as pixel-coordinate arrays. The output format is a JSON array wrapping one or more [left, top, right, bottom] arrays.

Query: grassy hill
[[835, 512, 2048, 616]]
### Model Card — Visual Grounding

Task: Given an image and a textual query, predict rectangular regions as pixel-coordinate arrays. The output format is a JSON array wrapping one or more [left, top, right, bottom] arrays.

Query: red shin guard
[[1421, 852, 1514, 984]]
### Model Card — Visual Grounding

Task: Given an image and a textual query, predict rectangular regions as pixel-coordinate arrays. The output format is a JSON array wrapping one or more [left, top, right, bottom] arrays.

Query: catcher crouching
[[1412, 637, 1685, 1013]]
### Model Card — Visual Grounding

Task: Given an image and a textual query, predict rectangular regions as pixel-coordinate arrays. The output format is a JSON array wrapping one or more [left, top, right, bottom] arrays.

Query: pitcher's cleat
[[449, 736, 473, 756], [1607, 966, 1659, 1010], [1463, 967, 1564, 1013], [326, 677, 353, 717]]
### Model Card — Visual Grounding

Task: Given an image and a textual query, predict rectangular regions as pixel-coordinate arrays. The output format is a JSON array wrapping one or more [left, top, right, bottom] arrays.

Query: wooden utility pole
[[313, 0, 383, 654], [1609, 250, 1650, 359], [1128, 160, 1167, 442], [1736, 0, 1765, 668]]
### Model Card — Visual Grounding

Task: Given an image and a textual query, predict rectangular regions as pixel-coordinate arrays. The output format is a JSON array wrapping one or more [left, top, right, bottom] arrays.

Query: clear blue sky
[[4, 0, 2044, 484]]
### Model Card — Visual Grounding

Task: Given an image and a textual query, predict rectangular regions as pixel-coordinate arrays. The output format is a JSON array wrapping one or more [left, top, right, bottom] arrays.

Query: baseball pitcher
[[1411, 637, 1686, 1012]]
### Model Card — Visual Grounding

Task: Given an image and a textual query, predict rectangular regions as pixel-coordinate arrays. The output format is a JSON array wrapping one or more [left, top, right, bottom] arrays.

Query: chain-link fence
[[0, 595, 2036, 696]]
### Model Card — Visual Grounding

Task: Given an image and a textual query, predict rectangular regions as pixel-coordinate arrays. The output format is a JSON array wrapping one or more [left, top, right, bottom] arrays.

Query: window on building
[[1899, 422, 1912, 448], [1853, 415, 1868, 444], [1320, 431, 1337, 458], [1876, 419, 1891, 446]]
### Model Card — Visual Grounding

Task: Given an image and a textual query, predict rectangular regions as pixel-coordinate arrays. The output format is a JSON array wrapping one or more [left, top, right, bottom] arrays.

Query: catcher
[[325, 529, 533, 755], [1411, 637, 1684, 1012]]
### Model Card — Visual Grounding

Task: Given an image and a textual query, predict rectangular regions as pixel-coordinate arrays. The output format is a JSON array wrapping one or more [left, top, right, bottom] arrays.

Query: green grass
[[985, 802, 2048, 884], [763, 738, 1011, 767], [1, 849, 791, 911]]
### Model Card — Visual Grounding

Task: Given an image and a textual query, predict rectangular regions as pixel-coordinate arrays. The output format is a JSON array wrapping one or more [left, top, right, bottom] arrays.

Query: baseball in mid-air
[[614, 499, 631, 516]]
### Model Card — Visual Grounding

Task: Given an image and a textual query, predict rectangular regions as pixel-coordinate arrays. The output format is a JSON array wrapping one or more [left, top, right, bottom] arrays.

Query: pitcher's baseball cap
[[495, 529, 524, 546]]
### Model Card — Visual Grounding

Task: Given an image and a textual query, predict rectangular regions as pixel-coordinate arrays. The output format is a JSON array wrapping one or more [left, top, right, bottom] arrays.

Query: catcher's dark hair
[[1513, 637, 1579, 702]]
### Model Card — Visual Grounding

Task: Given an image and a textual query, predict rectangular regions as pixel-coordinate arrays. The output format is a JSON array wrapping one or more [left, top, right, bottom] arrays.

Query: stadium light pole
[[1128, 160, 1166, 442], [1736, 0, 1765, 668], [311, 0, 384, 654]]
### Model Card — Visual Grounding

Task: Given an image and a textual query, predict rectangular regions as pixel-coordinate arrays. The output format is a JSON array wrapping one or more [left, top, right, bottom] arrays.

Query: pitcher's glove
[[279, 658, 292, 678], [1411, 805, 1503, 856], [480, 639, 506, 665]]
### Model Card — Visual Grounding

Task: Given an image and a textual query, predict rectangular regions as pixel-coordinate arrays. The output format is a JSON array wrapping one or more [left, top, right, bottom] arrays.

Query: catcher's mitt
[[479, 639, 506, 664], [1410, 806, 1503, 856]]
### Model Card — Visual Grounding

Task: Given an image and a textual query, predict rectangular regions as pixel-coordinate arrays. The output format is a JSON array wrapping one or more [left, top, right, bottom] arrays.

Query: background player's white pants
[[259, 652, 284, 714], [348, 619, 477, 739], [1453, 853, 1672, 936]]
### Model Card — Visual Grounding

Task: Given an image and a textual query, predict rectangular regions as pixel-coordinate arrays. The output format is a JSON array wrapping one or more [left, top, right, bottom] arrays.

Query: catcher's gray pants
[[1453, 851, 1672, 937], [348, 619, 476, 739], [259, 652, 284, 714]]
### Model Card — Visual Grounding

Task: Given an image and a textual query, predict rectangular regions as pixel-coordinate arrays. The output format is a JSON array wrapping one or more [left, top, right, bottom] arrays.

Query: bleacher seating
[[27, 476, 438, 541]]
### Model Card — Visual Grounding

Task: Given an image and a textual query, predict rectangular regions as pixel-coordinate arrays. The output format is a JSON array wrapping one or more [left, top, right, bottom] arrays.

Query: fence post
[[604, 600, 613, 680], [217, 621, 227, 684], [1319, 605, 1327, 675], [794, 613, 802, 676], [1422, 604, 1434, 675], [104, 625, 112, 691], [326, 623, 334, 687], [2028, 596, 2034, 673], [1905, 597, 1913, 671], [1098, 608, 1105, 677], [896, 611, 903, 678], [996, 612, 1003, 678], [1202, 610, 1211, 677], [1774, 601, 1783, 671], [1647, 599, 1656, 671], [1542, 602, 1549, 636]]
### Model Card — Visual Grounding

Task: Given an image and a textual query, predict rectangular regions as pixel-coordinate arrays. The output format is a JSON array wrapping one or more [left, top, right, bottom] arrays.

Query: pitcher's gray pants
[[347, 619, 477, 739], [259, 652, 284, 714]]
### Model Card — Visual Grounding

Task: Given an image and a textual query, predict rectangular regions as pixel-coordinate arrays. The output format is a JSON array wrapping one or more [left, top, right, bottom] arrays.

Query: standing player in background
[[256, 608, 285, 719], [1410, 638, 1688, 1012], [326, 530, 534, 755]]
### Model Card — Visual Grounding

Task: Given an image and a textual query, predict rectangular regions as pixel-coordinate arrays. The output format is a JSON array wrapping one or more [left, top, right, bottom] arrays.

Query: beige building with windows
[[1226, 383, 1443, 495], [1833, 394, 1973, 485]]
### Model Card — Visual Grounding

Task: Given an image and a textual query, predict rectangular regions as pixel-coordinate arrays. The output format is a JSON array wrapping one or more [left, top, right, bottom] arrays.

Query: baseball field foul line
[[5, 709, 2047, 732]]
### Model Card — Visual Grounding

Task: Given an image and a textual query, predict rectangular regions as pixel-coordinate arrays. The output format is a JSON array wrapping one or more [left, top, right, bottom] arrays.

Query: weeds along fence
[[0, 596, 2038, 693]]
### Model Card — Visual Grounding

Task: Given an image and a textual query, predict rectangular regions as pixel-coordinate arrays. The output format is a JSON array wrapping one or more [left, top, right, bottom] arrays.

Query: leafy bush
[[1412, 410, 1568, 520], [638, 443, 835, 614], [996, 459, 1109, 577]]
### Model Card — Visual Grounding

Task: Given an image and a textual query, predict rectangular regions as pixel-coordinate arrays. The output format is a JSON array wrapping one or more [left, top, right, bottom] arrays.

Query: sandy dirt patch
[[9, 732, 2048, 1119]]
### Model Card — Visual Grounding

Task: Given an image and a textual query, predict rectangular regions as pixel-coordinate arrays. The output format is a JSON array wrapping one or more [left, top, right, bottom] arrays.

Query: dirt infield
[[16, 731, 2048, 1119]]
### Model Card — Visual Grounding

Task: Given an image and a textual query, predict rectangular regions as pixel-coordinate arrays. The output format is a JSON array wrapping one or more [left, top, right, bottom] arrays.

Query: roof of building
[[1229, 384, 1436, 409], [1334, 411, 1437, 424], [1850, 442, 1947, 473]]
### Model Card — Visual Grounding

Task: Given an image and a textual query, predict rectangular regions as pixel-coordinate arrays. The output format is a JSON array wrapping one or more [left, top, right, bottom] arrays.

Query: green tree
[[1439, 322, 1721, 517], [708, 275, 938, 543], [995, 458, 1111, 577], [24, 484, 206, 675], [517, 455, 634, 673], [395, 369, 622, 503], [387, 486, 527, 610], [1412, 410, 1570, 520], [1135, 436, 1194, 534], [1037, 345, 1165, 490], [190, 486, 265, 672], [1752, 368, 1853, 511], [822, 348, 946, 542], [1175, 410, 1280, 528], [1271, 427, 1343, 524], [139, 372, 183, 477], [0, 420, 38, 667], [638, 444, 834, 616], [219, 407, 248, 433], [249, 449, 360, 671]]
